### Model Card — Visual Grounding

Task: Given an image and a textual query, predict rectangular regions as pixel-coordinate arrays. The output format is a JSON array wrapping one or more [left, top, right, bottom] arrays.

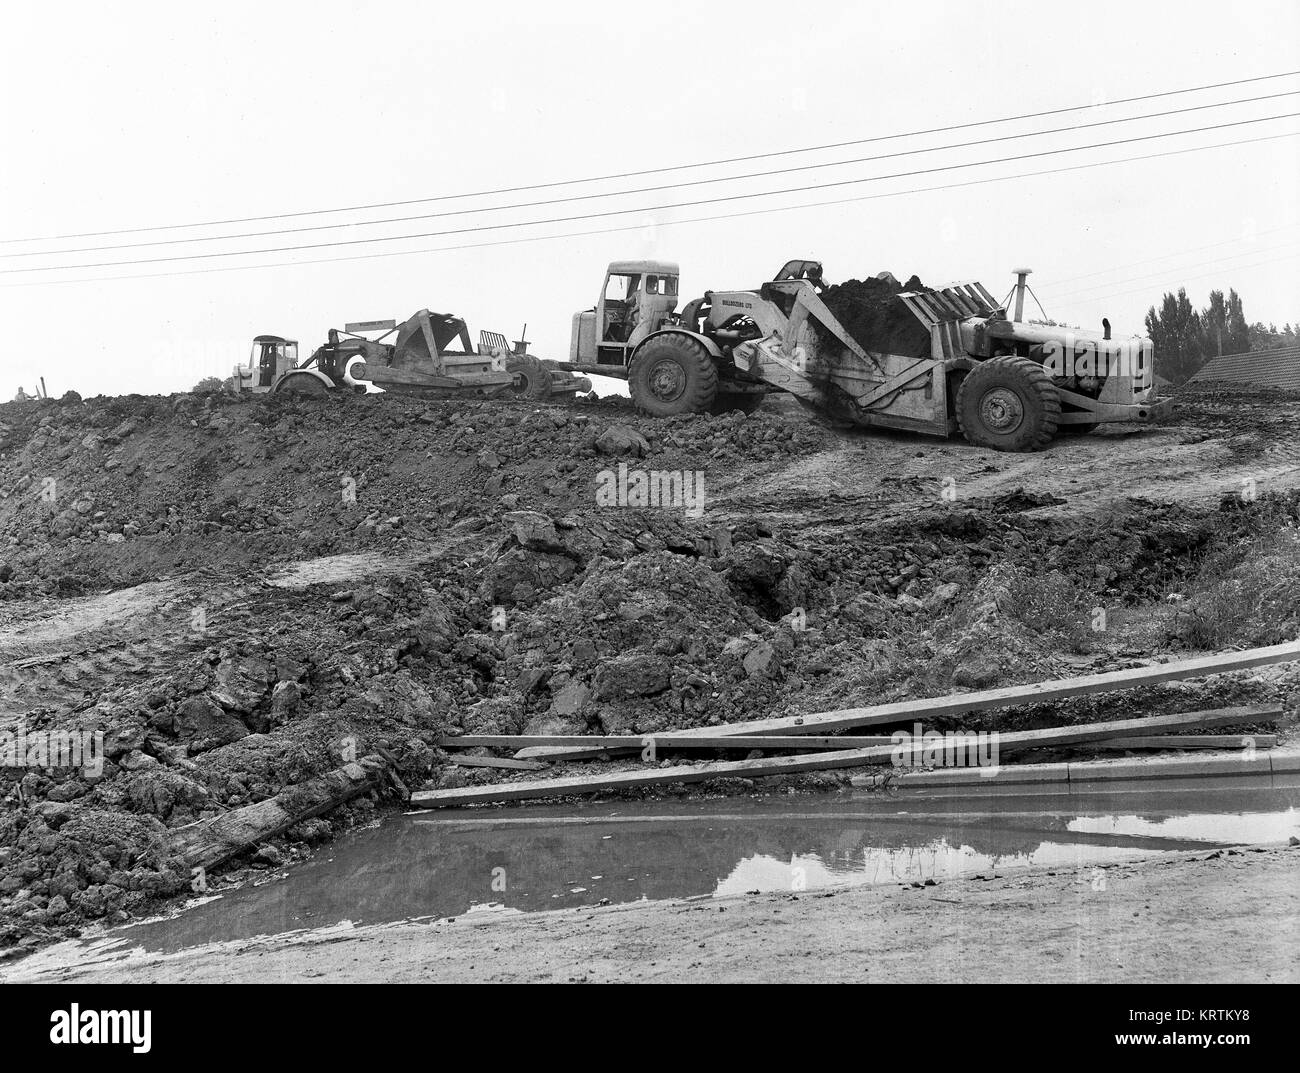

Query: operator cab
[[571, 259, 680, 367], [237, 335, 298, 392], [602, 271, 641, 343]]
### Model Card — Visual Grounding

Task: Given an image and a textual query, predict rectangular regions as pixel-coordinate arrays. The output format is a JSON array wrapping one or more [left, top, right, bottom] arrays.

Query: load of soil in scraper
[[818, 273, 932, 359]]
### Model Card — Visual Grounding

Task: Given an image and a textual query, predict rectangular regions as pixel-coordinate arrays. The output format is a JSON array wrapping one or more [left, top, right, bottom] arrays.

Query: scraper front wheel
[[956, 356, 1061, 451], [628, 335, 718, 417]]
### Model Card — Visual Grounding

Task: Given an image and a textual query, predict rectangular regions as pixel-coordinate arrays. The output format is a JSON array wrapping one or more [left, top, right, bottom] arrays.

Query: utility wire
[[1055, 251, 1300, 306], [8, 89, 1296, 259], [3, 69, 1297, 245], [6, 111, 1298, 276], [6, 127, 1294, 289], [1051, 238, 1300, 300], [1049, 221, 1300, 286]]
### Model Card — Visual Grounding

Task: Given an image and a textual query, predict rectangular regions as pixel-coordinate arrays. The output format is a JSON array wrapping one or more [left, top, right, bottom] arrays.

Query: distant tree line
[[1145, 287, 1297, 384], [191, 375, 237, 394]]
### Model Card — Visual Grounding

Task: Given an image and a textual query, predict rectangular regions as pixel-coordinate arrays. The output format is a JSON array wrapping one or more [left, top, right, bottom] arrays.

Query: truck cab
[[570, 259, 680, 368], [234, 335, 298, 393]]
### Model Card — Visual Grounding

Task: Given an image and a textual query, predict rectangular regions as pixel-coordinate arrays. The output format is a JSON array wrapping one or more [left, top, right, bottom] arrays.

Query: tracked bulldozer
[[556, 259, 1170, 451], [235, 310, 590, 400]]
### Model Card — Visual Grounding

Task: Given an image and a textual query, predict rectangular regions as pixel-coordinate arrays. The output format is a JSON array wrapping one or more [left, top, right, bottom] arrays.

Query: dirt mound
[[819, 274, 931, 358], [0, 391, 830, 594], [3, 382, 1298, 950]]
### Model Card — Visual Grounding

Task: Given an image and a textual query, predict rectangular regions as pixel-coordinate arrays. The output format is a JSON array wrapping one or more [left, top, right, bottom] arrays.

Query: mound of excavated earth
[[1, 385, 1298, 950], [819, 274, 932, 358]]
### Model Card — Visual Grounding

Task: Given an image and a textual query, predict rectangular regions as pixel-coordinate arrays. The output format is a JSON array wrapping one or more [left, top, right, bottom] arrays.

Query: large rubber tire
[[627, 335, 717, 417], [1057, 420, 1099, 435], [506, 353, 553, 401], [273, 371, 332, 396], [955, 356, 1061, 451]]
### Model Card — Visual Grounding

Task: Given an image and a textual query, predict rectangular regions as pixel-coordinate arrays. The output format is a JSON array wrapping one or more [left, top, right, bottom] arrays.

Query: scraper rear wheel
[[506, 353, 553, 401]]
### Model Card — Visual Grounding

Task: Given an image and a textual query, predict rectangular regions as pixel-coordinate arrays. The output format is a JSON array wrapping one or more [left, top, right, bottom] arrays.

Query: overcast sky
[[2, 0, 1297, 399]]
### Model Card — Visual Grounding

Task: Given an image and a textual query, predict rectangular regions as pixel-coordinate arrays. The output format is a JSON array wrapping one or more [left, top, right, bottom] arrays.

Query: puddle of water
[[28, 774, 1298, 967]]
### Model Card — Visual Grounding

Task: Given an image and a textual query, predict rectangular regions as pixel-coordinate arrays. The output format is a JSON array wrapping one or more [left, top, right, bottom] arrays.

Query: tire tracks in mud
[[705, 420, 1300, 534], [0, 531, 486, 721]]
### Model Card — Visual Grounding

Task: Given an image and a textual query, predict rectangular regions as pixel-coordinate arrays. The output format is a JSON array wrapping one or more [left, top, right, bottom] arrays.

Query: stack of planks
[[411, 639, 1300, 810]]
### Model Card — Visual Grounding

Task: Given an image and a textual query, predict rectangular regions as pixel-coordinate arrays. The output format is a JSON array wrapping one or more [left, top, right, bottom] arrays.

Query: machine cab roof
[[606, 259, 680, 276]]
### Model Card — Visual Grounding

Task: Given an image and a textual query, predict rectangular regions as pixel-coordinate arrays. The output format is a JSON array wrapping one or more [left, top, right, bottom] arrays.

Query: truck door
[[599, 271, 641, 345], [628, 272, 678, 347]]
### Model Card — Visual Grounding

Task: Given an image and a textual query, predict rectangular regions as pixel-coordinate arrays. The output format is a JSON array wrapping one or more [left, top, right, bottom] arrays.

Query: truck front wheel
[[628, 335, 718, 417], [956, 356, 1061, 451]]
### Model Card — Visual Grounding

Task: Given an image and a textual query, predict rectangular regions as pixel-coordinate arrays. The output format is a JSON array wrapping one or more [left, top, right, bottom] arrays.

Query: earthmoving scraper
[[240, 309, 588, 399], [556, 257, 1168, 450]]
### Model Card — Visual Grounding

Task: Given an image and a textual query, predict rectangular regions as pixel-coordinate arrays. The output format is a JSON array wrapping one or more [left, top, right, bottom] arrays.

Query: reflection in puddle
[[1068, 808, 1300, 844], [26, 776, 1300, 965], [714, 838, 1199, 896]]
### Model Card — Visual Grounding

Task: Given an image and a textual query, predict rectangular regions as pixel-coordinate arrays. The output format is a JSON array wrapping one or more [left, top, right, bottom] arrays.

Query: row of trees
[[1144, 287, 1297, 384]]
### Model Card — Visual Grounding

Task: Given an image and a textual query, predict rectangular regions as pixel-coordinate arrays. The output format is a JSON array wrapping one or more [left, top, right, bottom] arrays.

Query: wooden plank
[[525, 641, 1300, 761], [450, 755, 547, 771], [1086, 734, 1277, 751], [410, 705, 1279, 809], [514, 736, 898, 760], [169, 755, 388, 870], [439, 734, 895, 752]]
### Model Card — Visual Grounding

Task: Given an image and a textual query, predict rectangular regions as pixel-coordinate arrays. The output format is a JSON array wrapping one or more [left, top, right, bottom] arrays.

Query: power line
[[6, 127, 1295, 290], [1049, 221, 1300, 286], [1054, 251, 1300, 306], [4, 69, 1298, 246], [7, 111, 1298, 276], [11, 90, 1296, 260], [1053, 239, 1300, 299]]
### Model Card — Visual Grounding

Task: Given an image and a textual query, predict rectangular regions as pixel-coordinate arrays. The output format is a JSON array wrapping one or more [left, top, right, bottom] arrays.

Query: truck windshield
[[604, 274, 640, 302]]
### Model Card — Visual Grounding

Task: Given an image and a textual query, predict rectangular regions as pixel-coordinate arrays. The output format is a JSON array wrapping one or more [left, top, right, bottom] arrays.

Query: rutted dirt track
[[1, 383, 1299, 959]]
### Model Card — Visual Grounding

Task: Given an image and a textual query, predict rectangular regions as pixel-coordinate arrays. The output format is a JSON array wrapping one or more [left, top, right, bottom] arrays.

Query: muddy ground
[[7, 844, 1297, 983], [1, 382, 1299, 953]]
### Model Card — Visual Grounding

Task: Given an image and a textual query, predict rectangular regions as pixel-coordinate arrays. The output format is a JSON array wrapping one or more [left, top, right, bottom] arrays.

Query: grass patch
[[1167, 526, 1300, 649]]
